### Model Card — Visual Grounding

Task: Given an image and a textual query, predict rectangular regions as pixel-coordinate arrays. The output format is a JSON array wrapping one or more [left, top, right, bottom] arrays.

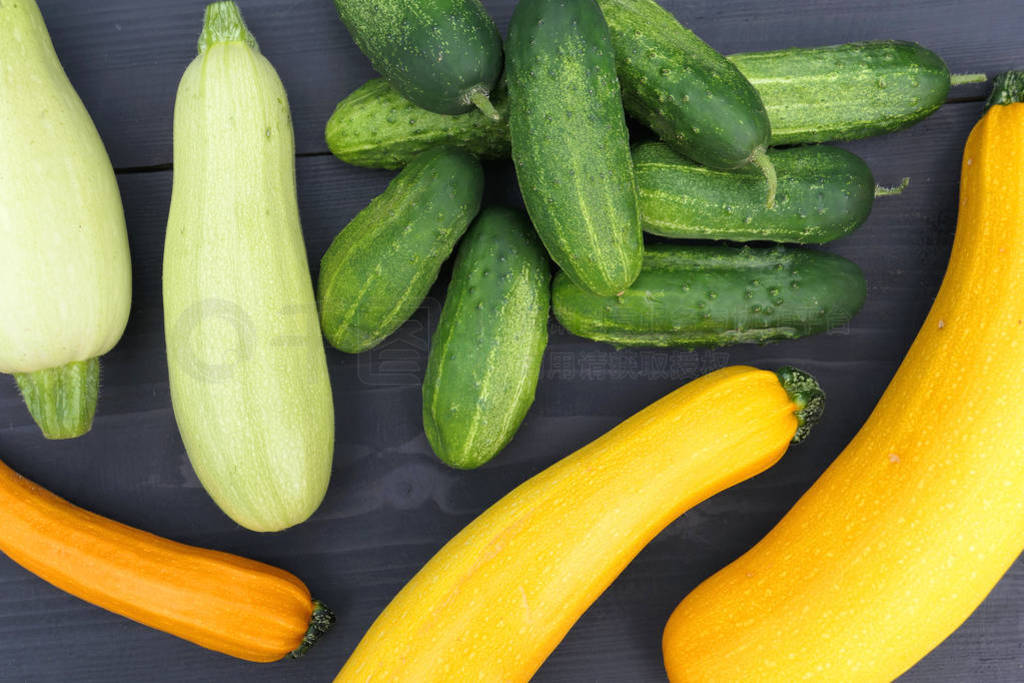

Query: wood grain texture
[[0, 0, 1022, 681]]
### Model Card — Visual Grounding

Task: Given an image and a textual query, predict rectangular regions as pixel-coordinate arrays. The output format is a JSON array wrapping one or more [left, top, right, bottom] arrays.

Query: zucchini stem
[[874, 177, 910, 197], [14, 358, 100, 440], [986, 71, 1024, 108], [749, 147, 777, 208], [290, 600, 336, 658], [949, 73, 987, 87], [467, 87, 501, 121], [775, 366, 825, 444], [198, 1, 259, 54]]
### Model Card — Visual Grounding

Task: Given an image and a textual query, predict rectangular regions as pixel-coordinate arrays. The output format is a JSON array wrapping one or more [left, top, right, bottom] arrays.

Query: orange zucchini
[[663, 72, 1024, 681], [337, 365, 823, 681], [0, 456, 333, 662]]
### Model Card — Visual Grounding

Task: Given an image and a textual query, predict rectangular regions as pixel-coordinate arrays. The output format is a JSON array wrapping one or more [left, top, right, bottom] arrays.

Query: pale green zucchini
[[163, 3, 334, 532], [0, 0, 132, 439]]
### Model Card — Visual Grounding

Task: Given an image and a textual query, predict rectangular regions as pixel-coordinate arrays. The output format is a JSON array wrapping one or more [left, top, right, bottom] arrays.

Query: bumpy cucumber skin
[[597, 0, 771, 170], [423, 207, 551, 470], [326, 79, 509, 170], [328, 40, 951, 161], [552, 244, 866, 348], [730, 41, 951, 145], [634, 142, 875, 243], [317, 147, 484, 354], [506, 0, 642, 297], [332, 0, 502, 116]]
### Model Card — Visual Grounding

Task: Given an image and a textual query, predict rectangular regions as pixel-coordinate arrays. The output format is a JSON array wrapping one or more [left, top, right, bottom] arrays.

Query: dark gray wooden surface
[[1, 0, 1023, 681]]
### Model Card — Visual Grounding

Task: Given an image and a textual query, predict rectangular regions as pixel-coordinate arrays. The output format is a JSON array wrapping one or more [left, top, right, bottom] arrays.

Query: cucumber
[[552, 244, 866, 348], [318, 146, 484, 354], [326, 38, 974, 166], [423, 207, 551, 470], [326, 78, 509, 170], [506, 0, 642, 297], [164, 3, 334, 532], [634, 143, 875, 243], [328, 37, 977, 167], [332, 0, 502, 118], [730, 41, 955, 145], [596, 0, 776, 202]]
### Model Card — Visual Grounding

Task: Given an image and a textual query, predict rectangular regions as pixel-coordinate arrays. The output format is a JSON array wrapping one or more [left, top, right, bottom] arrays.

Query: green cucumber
[[326, 78, 509, 170], [596, 0, 776, 203], [332, 0, 502, 118], [552, 244, 866, 348], [729, 41, 971, 145], [318, 146, 484, 354], [423, 207, 551, 470], [506, 0, 642, 297], [327, 37, 979, 167], [634, 142, 875, 243]]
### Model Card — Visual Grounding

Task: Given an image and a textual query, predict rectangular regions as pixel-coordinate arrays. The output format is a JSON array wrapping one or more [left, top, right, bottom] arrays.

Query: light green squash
[[0, 0, 132, 439], [163, 2, 334, 532]]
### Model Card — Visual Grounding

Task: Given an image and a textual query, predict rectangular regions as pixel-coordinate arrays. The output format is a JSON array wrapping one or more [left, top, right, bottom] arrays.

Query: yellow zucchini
[[337, 365, 824, 681], [663, 71, 1024, 682]]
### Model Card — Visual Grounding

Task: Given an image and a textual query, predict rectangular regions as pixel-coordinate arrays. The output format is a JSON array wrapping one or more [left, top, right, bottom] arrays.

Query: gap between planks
[[111, 97, 988, 177]]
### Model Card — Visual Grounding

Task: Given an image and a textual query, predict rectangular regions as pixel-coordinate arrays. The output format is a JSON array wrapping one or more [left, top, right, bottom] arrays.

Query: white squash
[[163, 2, 334, 532], [0, 0, 132, 439]]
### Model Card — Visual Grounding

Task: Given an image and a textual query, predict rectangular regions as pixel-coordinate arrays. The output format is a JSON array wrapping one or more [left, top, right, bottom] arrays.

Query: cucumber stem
[[986, 71, 1024, 108], [467, 87, 501, 121], [950, 73, 987, 87], [775, 366, 825, 444], [749, 147, 777, 208], [198, 1, 259, 54], [874, 177, 910, 197], [14, 358, 100, 440], [289, 600, 336, 658]]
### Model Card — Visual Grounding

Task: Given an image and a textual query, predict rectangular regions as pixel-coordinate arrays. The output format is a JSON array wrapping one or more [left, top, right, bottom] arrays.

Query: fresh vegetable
[[332, 0, 502, 118], [553, 244, 866, 348], [0, 455, 334, 662], [423, 207, 550, 470], [634, 142, 875, 243], [318, 146, 483, 353], [730, 40, 986, 145], [163, 2, 334, 532], [326, 78, 510, 170], [0, 0, 131, 439], [597, 0, 777, 204], [662, 72, 1024, 682], [506, 0, 642, 296], [338, 365, 824, 681], [324, 39, 981, 168]]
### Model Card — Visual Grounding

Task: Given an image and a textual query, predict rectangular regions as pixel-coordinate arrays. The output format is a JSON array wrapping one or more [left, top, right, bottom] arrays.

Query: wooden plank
[[34, 0, 1022, 169]]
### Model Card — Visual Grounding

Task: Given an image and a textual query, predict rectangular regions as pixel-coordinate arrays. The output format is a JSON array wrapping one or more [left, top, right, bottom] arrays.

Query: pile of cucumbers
[[321, 0, 977, 469]]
